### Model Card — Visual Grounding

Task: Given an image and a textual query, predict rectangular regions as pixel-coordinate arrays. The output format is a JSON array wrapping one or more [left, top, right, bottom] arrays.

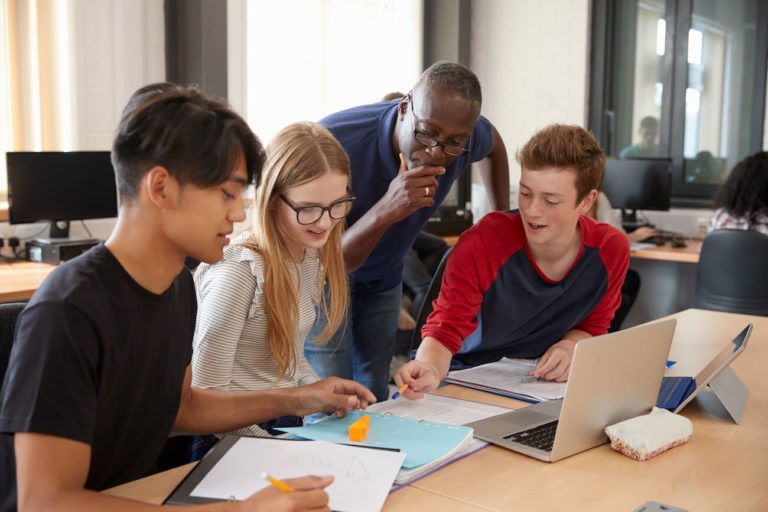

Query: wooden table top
[[104, 309, 768, 511], [0, 260, 56, 302]]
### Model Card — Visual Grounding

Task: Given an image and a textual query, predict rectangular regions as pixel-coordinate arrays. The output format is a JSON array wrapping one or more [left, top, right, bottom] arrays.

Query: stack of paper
[[444, 357, 568, 402], [366, 394, 511, 484]]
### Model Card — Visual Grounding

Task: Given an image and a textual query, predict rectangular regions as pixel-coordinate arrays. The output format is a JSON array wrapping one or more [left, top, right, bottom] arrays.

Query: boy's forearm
[[415, 337, 454, 381], [174, 386, 297, 434]]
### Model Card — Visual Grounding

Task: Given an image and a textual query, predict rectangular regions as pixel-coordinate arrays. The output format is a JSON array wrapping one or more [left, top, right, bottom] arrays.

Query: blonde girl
[[192, 122, 353, 437]]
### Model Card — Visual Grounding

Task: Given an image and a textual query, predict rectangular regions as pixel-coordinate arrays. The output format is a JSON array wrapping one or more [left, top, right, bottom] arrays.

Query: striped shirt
[[708, 208, 768, 236], [192, 232, 321, 437]]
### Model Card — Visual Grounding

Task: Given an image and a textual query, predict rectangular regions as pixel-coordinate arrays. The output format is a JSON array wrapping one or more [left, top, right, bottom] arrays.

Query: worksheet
[[190, 438, 405, 512]]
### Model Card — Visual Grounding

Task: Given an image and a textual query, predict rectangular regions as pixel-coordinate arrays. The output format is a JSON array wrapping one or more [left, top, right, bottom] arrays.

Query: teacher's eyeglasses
[[409, 94, 471, 157]]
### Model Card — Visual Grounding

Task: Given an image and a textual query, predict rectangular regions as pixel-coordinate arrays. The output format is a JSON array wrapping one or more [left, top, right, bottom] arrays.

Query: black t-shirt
[[0, 244, 195, 510]]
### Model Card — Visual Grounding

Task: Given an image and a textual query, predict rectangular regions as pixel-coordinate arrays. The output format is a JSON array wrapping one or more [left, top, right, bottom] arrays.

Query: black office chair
[[0, 302, 26, 390], [695, 229, 768, 316], [609, 269, 641, 332], [409, 247, 453, 355]]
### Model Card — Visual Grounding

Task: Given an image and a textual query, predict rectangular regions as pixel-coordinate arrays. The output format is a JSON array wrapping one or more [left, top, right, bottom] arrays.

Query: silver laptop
[[466, 319, 676, 462]]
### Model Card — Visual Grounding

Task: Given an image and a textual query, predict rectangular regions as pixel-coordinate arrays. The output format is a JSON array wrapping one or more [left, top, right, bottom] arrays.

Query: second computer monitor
[[602, 158, 672, 226]]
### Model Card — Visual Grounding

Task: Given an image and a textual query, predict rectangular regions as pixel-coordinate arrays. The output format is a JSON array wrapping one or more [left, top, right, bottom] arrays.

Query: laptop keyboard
[[657, 376, 695, 410], [503, 420, 559, 452]]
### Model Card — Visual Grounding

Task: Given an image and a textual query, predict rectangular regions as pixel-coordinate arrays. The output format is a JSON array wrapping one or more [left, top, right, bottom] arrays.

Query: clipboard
[[163, 435, 405, 508], [164, 435, 243, 505]]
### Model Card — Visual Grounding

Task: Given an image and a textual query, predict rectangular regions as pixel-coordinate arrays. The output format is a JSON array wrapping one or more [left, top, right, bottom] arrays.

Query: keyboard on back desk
[[640, 235, 667, 245], [503, 420, 559, 451], [640, 230, 684, 246]]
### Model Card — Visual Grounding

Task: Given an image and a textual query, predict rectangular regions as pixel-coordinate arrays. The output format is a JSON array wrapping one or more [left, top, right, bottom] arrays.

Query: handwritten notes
[[190, 437, 404, 512]]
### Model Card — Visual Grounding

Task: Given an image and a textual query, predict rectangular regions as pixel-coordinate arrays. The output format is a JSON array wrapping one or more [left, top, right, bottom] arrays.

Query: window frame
[[589, 0, 768, 207]]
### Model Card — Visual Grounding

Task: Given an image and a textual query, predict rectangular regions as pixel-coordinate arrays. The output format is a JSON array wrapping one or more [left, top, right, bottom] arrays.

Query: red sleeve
[[576, 219, 630, 335], [420, 213, 523, 354]]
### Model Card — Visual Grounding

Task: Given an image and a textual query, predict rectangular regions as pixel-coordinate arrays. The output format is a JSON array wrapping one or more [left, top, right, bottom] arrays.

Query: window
[[229, 0, 423, 144], [1, 0, 76, 201], [589, 0, 768, 205]]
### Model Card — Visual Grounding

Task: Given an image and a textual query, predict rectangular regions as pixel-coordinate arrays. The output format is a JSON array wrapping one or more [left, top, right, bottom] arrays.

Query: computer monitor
[[6, 151, 118, 239], [602, 158, 672, 226]]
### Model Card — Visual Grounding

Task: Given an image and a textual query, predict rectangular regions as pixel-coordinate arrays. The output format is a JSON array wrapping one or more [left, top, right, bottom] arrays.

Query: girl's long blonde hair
[[240, 122, 350, 382]]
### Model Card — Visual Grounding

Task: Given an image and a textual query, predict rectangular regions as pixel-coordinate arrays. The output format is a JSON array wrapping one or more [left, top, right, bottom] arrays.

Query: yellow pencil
[[261, 472, 294, 493], [391, 383, 409, 399]]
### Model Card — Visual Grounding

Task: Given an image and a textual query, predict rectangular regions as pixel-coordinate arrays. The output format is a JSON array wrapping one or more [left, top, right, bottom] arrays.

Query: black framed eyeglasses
[[409, 93, 471, 157], [279, 194, 356, 225]]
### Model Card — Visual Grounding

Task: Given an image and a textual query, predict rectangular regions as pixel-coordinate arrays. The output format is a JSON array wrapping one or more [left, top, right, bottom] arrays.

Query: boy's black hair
[[112, 83, 265, 200]]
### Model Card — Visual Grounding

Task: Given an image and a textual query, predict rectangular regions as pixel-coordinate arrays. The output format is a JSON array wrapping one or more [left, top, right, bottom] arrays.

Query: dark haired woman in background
[[708, 151, 768, 236]]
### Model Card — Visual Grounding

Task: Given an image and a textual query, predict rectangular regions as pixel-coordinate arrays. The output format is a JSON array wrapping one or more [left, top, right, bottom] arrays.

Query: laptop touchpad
[[497, 408, 557, 431]]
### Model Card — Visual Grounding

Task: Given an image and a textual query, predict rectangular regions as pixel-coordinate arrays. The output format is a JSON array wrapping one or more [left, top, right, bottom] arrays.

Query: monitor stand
[[49, 220, 71, 239], [41, 220, 97, 245]]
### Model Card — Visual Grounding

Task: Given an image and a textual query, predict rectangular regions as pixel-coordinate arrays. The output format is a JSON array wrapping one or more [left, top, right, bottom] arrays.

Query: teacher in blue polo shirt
[[305, 61, 510, 401]]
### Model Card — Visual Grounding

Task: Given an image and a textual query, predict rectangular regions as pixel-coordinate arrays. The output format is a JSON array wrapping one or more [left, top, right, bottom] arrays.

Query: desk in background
[[630, 238, 701, 264], [0, 261, 56, 302], [625, 238, 701, 328], [106, 308, 768, 512]]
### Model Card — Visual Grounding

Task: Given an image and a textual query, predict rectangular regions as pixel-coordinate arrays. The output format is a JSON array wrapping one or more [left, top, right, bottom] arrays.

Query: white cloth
[[605, 407, 692, 461], [192, 231, 321, 437]]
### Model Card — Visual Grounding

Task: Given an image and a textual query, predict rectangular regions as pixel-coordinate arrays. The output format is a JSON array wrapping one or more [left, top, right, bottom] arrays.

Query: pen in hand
[[261, 472, 294, 493], [391, 383, 409, 399]]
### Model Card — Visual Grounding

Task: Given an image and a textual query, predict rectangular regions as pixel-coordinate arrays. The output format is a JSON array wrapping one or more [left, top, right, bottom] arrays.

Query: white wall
[[471, 0, 592, 204]]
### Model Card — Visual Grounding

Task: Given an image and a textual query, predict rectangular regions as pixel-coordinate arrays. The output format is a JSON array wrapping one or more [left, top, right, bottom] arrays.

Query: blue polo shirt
[[321, 101, 494, 292]]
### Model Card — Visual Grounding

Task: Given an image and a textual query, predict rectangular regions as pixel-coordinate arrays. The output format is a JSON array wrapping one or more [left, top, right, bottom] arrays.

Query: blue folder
[[277, 410, 472, 469]]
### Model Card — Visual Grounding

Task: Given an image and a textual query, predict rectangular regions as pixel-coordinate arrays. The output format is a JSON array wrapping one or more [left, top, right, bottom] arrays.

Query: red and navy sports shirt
[[421, 211, 629, 367]]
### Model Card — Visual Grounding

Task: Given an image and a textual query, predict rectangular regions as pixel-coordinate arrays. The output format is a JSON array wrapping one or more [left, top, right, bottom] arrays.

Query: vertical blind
[[1, 0, 75, 199]]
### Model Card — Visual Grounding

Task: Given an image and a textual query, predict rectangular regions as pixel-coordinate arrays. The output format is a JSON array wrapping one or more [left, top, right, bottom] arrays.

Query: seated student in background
[[395, 124, 629, 397], [192, 122, 355, 437], [708, 150, 768, 235], [588, 191, 653, 331], [591, 191, 656, 244], [0, 83, 375, 512]]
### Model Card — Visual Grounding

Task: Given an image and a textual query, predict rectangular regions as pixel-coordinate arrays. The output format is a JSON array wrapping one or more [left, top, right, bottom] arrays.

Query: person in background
[[686, 150, 725, 184], [619, 116, 660, 159], [588, 191, 653, 331], [395, 124, 629, 398], [0, 83, 374, 512], [708, 150, 768, 235], [305, 61, 510, 402], [192, 122, 357, 438]]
